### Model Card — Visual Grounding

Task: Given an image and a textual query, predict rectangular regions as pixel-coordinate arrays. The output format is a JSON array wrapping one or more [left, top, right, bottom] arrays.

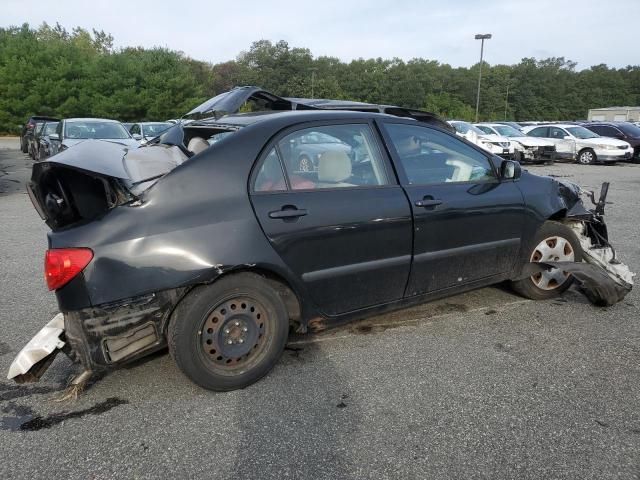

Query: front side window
[[273, 124, 390, 190], [550, 127, 569, 139], [385, 123, 496, 185]]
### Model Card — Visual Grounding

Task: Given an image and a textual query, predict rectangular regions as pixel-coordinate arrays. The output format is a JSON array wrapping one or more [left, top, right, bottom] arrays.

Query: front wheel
[[167, 273, 289, 391], [577, 148, 596, 165], [511, 221, 583, 300]]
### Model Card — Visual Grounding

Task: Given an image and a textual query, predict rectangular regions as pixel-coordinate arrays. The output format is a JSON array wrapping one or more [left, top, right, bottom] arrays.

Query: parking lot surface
[[1, 147, 639, 479]]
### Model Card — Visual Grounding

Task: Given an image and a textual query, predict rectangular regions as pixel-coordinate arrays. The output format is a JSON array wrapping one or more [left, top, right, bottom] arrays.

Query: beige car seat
[[187, 137, 209, 155], [316, 150, 354, 188]]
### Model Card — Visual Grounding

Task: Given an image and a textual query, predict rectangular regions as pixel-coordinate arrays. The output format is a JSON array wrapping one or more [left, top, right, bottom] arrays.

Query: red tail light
[[45, 248, 93, 290]]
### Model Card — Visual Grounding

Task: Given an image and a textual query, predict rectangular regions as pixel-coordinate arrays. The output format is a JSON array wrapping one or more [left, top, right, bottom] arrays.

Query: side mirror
[[132, 133, 142, 140], [563, 135, 572, 140], [49, 133, 60, 141], [500, 159, 521, 180]]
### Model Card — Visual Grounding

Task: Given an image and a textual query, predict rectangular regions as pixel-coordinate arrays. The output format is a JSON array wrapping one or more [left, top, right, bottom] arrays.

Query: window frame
[[249, 119, 399, 195], [377, 119, 502, 187]]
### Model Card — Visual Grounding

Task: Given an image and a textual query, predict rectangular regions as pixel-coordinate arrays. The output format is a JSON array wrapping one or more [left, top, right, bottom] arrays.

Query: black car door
[[380, 121, 526, 296], [250, 121, 413, 316]]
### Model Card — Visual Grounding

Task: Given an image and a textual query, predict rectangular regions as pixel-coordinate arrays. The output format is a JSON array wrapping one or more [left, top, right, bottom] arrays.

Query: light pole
[[504, 83, 510, 120], [474, 33, 492, 123], [309, 67, 318, 99]]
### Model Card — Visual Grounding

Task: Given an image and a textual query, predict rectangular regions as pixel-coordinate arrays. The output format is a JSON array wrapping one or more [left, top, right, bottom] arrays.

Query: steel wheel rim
[[299, 157, 311, 172], [529, 235, 575, 290], [198, 296, 270, 375]]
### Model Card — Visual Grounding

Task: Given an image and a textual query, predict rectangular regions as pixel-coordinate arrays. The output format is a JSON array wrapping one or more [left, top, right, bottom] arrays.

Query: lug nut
[[224, 329, 230, 334], [227, 340, 233, 345], [234, 321, 240, 326], [239, 339, 244, 344], [242, 327, 248, 332]]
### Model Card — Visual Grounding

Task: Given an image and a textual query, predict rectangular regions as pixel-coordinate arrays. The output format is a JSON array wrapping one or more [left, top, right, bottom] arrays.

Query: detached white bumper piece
[[7, 313, 65, 383]]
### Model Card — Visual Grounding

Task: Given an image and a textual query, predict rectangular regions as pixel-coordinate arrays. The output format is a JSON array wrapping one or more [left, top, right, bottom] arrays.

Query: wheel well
[[215, 267, 302, 330], [548, 208, 567, 221]]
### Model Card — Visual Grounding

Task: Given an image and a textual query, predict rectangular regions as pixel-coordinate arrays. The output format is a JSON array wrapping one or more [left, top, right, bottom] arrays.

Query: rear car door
[[250, 121, 413, 316], [380, 121, 526, 296]]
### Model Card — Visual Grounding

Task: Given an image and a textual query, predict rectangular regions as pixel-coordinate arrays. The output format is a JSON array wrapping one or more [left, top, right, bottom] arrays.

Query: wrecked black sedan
[[9, 87, 634, 391]]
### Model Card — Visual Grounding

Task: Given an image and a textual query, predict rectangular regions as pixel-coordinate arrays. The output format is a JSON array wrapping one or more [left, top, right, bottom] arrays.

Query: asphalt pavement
[[0, 146, 639, 479]]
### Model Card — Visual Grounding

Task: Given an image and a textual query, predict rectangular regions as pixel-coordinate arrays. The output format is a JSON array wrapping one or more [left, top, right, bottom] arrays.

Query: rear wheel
[[511, 221, 582, 300], [577, 148, 596, 165], [168, 273, 289, 391], [20, 137, 28, 153]]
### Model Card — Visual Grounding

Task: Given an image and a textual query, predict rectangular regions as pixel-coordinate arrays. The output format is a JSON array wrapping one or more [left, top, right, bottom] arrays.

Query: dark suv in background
[[582, 122, 640, 162], [20, 116, 59, 153]]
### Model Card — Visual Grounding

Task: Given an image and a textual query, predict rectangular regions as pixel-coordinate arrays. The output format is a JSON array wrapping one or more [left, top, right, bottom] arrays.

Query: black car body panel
[[23, 88, 619, 373]]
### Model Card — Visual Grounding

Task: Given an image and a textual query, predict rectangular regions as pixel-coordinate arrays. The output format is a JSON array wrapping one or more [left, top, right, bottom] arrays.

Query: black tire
[[167, 272, 289, 391], [577, 148, 596, 165], [510, 221, 583, 300], [298, 155, 312, 172], [20, 137, 28, 153]]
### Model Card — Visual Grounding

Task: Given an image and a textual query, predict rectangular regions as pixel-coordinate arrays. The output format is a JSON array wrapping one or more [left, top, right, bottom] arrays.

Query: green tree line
[[1, 23, 639, 134]]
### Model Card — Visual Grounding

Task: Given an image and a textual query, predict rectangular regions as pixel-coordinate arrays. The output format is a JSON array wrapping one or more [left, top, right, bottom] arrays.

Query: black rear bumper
[[64, 288, 187, 370]]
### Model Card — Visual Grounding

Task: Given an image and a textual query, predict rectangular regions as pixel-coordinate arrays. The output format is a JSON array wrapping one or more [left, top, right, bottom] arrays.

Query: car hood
[[509, 136, 554, 147]]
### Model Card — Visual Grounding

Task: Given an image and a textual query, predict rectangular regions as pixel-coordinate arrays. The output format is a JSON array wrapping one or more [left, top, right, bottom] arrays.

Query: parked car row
[[447, 119, 639, 165], [20, 117, 173, 160]]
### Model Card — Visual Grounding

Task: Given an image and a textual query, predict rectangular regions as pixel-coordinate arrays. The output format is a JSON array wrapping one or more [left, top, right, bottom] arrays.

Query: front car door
[[380, 121, 526, 296], [250, 121, 413, 316], [548, 126, 576, 157]]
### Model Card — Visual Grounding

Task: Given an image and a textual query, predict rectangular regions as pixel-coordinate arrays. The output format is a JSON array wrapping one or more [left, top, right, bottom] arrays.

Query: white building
[[587, 106, 640, 122]]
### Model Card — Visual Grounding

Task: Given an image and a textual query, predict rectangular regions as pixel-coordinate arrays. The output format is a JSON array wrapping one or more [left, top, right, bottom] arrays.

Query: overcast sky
[[3, 0, 638, 69]]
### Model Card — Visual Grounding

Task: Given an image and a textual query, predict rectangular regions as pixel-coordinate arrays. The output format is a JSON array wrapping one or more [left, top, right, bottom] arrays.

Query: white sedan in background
[[523, 124, 633, 164], [475, 123, 556, 164], [448, 120, 514, 158]]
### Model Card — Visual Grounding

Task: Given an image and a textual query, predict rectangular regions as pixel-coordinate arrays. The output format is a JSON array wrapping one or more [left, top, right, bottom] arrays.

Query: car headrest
[[317, 150, 352, 183], [187, 137, 209, 155]]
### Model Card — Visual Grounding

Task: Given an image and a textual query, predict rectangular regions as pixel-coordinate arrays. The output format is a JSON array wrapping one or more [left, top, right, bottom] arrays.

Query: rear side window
[[274, 124, 390, 190], [590, 125, 620, 137], [254, 149, 287, 192], [385, 123, 496, 185], [527, 127, 548, 137]]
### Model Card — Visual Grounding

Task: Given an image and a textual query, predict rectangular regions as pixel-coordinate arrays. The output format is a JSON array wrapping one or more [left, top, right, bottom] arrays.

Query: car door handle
[[268, 207, 308, 219], [415, 199, 443, 208]]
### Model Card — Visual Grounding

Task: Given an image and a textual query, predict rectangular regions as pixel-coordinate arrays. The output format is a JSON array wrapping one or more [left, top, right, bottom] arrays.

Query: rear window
[[65, 121, 130, 140]]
